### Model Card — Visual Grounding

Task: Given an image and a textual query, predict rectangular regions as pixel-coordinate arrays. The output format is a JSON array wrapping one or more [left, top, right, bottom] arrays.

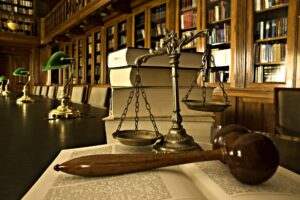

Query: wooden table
[[0, 94, 108, 200]]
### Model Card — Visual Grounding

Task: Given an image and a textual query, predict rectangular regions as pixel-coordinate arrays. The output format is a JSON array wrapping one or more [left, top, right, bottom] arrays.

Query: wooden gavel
[[54, 124, 279, 185]]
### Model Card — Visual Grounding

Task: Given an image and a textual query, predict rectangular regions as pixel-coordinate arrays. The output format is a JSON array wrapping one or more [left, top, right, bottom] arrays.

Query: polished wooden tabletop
[[0, 94, 108, 200]]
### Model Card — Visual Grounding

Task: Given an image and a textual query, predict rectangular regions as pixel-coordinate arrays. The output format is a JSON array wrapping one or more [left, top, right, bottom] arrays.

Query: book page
[[180, 161, 300, 200], [22, 144, 206, 200]]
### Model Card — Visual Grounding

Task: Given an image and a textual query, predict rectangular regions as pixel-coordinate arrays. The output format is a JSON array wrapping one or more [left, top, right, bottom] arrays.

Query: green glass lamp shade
[[0, 75, 8, 82], [12, 68, 30, 77], [43, 51, 72, 71], [42, 64, 48, 72]]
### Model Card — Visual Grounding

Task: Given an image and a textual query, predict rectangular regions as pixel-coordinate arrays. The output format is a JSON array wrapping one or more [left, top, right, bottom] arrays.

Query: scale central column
[[153, 32, 201, 153]]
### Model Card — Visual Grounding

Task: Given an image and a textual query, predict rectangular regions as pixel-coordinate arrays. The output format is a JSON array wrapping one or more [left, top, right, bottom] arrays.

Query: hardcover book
[[23, 143, 300, 200], [107, 47, 203, 68]]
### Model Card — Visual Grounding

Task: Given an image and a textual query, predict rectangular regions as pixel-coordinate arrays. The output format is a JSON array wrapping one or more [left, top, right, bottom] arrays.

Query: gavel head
[[213, 124, 249, 149], [213, 124, 249, 162], [226, 133, 279, 185]]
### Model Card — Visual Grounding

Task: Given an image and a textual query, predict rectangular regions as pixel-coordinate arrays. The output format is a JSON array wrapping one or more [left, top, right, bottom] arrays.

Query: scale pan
[[182, 99, 230, 112], [113, 130, 163, 146]]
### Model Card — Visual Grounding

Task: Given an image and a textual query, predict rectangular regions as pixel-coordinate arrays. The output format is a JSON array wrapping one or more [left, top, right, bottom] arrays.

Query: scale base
[[16, 95, 34, 104], [48, 105, 80, 119], [153, 127, 202, 153]]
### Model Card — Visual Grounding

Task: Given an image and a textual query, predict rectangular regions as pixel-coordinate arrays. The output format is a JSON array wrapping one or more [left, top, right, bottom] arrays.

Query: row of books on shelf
[[107, 39, 114, 50], [254, 65, 285, 83], [207, 1, 230, 23], [0, 20, 32, 32], [211, 48, 231, 67], [0, 4, 33, 15], [87, 44, 92, 54], [107, 26, 115, 36], [180, 10, 197, 30], [152, 38, 164, 49], [151, 5, 166, 23], [207, 70, 230, 83], [95, 32, 101, 41], [118, 35, 127, 47], [87, 58, 92, 65], [1, 0, 33, 7], [254, 42, 286, 63], [118, 21, 126, 32], [181, 0, 197, 10], [254, 0, 289, 11], [95, 43, 101, 52], [136, 28, 145, 40], [208, 23, 230, 44], [95, 54, 101, 63], [135, 14, 145, 27], [255, 17, 288, 40], [182, 30, 197, 49], [94, 64, 101, 75], [151, 22, 166, 37]]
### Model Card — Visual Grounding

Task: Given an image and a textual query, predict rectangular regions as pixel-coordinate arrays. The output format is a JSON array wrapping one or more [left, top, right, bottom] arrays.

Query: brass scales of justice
[[112, 29, 230, 152]]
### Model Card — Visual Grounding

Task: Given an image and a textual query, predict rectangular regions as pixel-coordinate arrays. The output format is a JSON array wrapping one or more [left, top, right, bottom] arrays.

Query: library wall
[[34, 0, 300, 133]]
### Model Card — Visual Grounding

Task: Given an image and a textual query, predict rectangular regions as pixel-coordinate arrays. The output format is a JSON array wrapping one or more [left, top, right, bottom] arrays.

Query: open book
[[23, 144, 300, 200]]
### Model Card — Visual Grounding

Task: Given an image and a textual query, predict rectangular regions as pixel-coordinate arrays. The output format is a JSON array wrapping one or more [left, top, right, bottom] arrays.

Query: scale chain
[[210, 54, 229, 104], [115, 64, 160, 136], [135, 74, 140, 131], [182, 50, 209, 106], [116, 87, 135, 132]]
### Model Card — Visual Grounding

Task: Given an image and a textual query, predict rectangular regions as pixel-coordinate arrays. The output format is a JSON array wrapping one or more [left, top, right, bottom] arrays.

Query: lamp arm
[[5, 79, 9, 90], [24, 75, 31, 88], [63, 62, 74, 96]]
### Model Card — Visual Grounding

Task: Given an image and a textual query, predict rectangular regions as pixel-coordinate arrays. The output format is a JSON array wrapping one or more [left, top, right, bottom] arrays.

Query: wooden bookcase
[[70, 36, 85, 85], [176, 0, 199, 51], [102, 15, 132, 84], [0, 0, 35, 36], [132, 7, 147, 48], [93, 29, 102, 85], [203, 0, 232, 84], [132, 0, 171, 49], [246, 0, 298, 88], [86, 33, 93, 84]]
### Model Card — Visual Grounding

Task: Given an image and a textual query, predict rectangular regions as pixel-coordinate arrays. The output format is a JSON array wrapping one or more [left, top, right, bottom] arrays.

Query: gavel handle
[[54, 148, 225, 177]]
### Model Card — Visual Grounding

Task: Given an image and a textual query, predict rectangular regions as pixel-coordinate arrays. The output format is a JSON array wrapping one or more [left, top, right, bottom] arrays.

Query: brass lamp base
[[2, 90, 10, 96], [16, 95, 34, 104], [153, 127, 201, 153], [48, 105, 80, 119]]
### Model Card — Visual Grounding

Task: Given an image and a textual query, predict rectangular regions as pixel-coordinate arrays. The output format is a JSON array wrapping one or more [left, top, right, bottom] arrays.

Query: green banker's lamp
[[43, 51, 80, 119], [0, 75, 10, 96], [12, 68, 34, 104]]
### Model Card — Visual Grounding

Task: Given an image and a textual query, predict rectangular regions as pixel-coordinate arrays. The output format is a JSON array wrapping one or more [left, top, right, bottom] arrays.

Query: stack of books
[[105, 47, 216, 144]]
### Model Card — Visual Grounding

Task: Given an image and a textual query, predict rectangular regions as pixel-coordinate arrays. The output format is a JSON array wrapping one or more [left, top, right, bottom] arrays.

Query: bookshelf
[[204, 0, 231, 84], [94, 30, 101, 84], [77, 38, 84, 84], [0, 0, 35, 36], [246, 0, 299, 88], [86, 34, 92, 84], [252, 0, 288, 84], [117, 20, 127, 49], [149, 3, 167, 49], [178, 0, 198, 51], [132, 1, 170, 49], [133, 11, 146, 48], [103, 15, 130, 84], [106, 25, 115, 52]]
